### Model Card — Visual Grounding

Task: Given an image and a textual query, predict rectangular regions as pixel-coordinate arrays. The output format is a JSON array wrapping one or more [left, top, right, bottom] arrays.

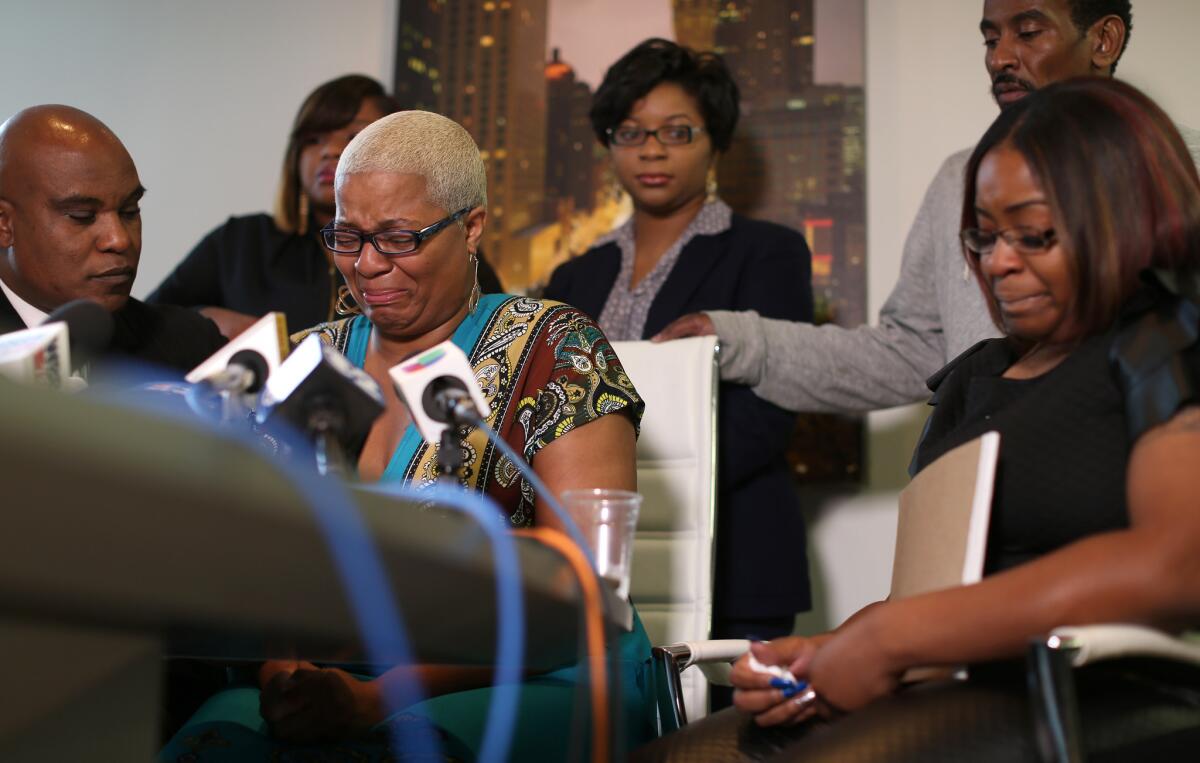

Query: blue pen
[[769, 677, 809, 698]]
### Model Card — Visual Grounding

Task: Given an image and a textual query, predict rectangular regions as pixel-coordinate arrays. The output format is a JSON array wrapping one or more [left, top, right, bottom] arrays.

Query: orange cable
[[514, 526, 610, 763]]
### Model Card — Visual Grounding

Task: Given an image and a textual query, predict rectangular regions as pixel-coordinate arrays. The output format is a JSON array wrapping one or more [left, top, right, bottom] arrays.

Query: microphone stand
[[437, 426, 465, 484], [435, 392, 480, 485], [219, 389, 255, 427], [306, 397, 350, 478]]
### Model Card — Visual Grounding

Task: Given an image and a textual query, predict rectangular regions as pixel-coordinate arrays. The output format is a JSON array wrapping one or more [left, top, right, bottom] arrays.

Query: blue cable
[[471, 416, 597, 571], [367, 481, 524, 763], [91, 373, 442, 759], [465, 415, 614, 757]]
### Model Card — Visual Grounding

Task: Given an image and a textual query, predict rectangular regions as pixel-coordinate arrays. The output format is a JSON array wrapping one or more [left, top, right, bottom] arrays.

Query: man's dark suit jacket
[[545, 213, 814, 621], [0, 291, 227, 373]]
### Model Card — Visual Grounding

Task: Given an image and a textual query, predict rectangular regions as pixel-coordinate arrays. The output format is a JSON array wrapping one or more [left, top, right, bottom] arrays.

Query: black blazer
[[545, 213, 814, 619], [0, 292, 226, 373]]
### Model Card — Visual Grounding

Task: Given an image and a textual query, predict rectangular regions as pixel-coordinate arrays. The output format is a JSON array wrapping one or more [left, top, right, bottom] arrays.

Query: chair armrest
[[673, 639, 751, 670], [657, 639, 750, 688], [1048, 624, 1200, 668]]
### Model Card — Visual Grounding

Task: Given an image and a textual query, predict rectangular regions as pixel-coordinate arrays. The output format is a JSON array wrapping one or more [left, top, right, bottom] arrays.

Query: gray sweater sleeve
[[710, 125, 1200, 416], [711, 154, 965, 414]]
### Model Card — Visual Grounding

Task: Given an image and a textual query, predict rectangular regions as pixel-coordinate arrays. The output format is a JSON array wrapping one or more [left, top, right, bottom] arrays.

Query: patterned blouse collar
[[596, 198, 732, 341]]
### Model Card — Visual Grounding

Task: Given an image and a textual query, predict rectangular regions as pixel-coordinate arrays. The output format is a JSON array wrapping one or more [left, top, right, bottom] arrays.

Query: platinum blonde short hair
[[337, 110, 486, 212]]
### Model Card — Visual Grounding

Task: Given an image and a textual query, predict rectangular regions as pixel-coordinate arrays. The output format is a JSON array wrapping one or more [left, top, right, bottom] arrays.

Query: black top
[[0, 291, 226, 373], [148, 214, 339, 333], [912, 332, 1131, 574], [149, 213, 507, 334], [545, 213, 814, 619]]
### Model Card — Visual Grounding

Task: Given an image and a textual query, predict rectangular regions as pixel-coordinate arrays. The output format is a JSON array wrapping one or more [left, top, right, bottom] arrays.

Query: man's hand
[[651, 312, 715, 343], [198, 306, 258, 340], [259, 665, 381, 744]]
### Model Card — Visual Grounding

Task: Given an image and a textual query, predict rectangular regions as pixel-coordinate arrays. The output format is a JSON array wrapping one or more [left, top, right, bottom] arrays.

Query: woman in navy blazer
[[544, 39, 814, 696]]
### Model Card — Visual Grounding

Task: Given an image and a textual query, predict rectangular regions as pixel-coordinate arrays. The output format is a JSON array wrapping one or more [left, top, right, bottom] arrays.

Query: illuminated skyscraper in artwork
[[672, 0, 720, 50], [544, 49, 595, 217], [676, 0, 865, 325], [411, 0, 549, 290], [392, 0, 443, 110]]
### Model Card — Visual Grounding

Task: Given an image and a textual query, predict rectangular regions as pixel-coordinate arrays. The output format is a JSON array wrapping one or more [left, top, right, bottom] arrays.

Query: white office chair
[[1028, 624, 1200, 762], [611, 336, 720, 725]]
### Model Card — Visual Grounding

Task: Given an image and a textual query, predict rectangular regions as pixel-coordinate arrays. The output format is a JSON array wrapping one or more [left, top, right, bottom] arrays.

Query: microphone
[[389, 340, 491, 481], [257, 334, 385, 476], [42, 299, 114, 372], [388, 339, 592, 560], [0, 321, 70, 388], [388, 340, 492, 443], [186, 312, 289, 392], [201, 348, 271, 395]]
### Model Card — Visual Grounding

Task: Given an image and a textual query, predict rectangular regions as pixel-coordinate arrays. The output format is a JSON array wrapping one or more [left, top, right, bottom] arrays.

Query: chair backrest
[[611, 336, 719, 722]]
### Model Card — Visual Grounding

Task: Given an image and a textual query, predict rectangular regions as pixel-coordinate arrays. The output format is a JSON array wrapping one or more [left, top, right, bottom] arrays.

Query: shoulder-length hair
[[273, 74, 401, 234], [961, 77, 1200, 339]]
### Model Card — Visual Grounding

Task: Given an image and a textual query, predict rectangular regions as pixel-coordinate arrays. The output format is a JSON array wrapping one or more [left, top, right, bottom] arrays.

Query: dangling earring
[[297, 192, 310, 235], [335, 284, 361, 316], [705, 166, 719, 202], [467, 250, 482, 314]]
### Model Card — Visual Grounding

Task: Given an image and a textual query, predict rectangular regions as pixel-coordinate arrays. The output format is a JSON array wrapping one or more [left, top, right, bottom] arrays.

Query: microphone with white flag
[[388, 340, 491, 480], [186, 312, 290, 395], [0, 299, 115, 389], [257, 333, 385, 477], [0, 322, 70, 388], [389, 340, 491, 437]]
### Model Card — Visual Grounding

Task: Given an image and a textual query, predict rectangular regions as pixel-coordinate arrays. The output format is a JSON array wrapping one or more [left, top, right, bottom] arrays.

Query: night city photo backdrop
[[394, 0, 865, 482]]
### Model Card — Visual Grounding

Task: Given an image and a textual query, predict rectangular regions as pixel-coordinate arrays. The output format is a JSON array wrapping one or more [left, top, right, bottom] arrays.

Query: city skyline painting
[[394, 0, 865, 482]]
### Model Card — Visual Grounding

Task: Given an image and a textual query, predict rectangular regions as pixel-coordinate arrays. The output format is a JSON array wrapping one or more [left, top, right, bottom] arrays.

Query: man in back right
[[656, 0, 1200, 413]]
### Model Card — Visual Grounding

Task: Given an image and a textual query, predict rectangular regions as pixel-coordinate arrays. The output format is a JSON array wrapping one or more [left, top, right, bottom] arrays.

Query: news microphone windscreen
[[227, 349, 270, 394], [258, 334, 385, 459], [186, 312, 289, 385], [42, 299, 113, 370], [0, 322, 69, 387], [389, 340, 491, 443]]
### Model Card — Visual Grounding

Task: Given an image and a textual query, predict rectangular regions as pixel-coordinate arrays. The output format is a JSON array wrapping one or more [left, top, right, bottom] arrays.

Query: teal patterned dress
[[161, 294, 656, 762]]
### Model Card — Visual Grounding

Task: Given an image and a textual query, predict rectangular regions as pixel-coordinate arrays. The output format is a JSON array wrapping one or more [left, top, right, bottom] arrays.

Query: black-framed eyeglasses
[[607, 124, 705, 147], [960, 226, 1057, 258], [322, 207, 473, 256]]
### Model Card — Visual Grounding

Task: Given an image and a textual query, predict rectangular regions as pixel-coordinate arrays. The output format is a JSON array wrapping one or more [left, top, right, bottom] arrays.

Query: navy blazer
[[545, 213, 814, 619]]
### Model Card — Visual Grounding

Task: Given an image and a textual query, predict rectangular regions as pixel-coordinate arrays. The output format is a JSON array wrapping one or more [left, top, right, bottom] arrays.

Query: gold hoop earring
[[705, 166, 719, 201], [335, 284, 361, 316], [297, 192, 310, 235]]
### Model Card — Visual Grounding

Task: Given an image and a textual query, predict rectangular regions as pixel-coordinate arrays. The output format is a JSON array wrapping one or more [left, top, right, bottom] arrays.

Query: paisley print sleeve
[[515, 305, 644, 463]]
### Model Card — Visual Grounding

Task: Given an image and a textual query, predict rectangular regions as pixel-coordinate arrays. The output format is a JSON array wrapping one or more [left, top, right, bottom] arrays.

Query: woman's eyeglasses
[[960, 226, 1057, 258], [607, 124, 705, 147], [322, 207, 473, 256]]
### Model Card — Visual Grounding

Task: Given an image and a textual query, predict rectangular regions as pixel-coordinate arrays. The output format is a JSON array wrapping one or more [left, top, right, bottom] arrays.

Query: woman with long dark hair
[[148, 75, 399, 337]]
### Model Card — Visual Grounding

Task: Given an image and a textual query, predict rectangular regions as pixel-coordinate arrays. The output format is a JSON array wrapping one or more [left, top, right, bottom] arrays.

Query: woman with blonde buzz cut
[[162, 110, 656, 761]]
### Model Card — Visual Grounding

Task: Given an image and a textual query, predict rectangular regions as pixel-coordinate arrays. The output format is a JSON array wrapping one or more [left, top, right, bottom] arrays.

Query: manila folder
[[890, 431, 1000, 601]]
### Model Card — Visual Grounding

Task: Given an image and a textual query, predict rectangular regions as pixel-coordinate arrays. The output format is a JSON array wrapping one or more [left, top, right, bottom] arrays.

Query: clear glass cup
[[561, 488, 642, 599]]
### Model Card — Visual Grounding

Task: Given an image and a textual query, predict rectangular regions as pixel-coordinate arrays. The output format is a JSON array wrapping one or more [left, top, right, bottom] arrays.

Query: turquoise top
[[342, 294, 509, 482]]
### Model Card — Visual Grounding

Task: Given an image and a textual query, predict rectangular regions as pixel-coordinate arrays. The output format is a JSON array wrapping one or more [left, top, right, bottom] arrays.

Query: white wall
[[0, 0, 398, 299], [797, 0, 1200, 634]]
